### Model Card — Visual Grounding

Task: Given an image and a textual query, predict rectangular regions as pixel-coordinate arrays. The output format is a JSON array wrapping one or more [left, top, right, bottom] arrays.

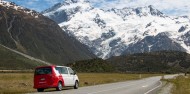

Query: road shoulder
[[157, 81, 173, 94]]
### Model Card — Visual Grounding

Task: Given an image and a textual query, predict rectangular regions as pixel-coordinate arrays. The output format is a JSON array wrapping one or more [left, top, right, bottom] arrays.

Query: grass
[[0, 45, 46, 70], [0, 73, 163, 94], [163, 74, 190, 94], [0, 73, 34, 94]]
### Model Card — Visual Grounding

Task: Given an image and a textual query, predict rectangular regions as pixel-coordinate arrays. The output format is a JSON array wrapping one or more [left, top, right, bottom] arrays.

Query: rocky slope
[[0, 1, 96, 65]]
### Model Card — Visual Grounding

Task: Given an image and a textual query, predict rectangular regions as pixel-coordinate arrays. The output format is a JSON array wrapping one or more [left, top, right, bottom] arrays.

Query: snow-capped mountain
[[43, 0, 190, 59], [42, 0, 92, 23], [0, 1, 41, 18]]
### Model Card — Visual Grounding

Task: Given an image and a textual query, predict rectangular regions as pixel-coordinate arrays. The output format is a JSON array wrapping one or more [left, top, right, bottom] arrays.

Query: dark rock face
[[122, 32, 186, 55], [178, 25, 187, 32], [101, 30, 115, 39], [148, 5, 163, 16], [0, 4, 95, 65], [109, 38, 121, 47], [93, 14, 106, 28], [47, 11, 69, 24], [181, 31, 190, 46]]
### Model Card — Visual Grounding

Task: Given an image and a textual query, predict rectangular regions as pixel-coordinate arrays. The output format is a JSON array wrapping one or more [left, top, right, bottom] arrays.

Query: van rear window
[[35, 67, 52, 75]]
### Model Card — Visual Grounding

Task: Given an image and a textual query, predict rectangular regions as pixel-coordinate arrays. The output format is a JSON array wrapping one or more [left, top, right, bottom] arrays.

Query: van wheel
[[56, 82, 63, 91], [37, 88, 44, 92], [74, 81, 79, 89]]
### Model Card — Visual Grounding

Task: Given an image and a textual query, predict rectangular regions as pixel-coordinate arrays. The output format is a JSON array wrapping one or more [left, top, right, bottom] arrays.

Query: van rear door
[[34, 67, 53, 88]]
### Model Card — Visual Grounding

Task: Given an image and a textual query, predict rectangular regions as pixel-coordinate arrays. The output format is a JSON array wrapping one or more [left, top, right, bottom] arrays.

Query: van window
[[68, 67, 74, 75], [55, 67, 68, 74], [35, 67, 52, 75]]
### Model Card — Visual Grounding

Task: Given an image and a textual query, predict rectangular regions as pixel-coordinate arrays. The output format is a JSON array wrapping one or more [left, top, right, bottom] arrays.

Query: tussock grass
[[164, 75, 190, 94], [0, 73, 34, 94], [0, 73, 162, 93]]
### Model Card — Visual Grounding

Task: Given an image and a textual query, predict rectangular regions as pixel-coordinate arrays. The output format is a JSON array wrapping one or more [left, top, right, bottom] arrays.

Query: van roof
[[35, 65, 69, 69]]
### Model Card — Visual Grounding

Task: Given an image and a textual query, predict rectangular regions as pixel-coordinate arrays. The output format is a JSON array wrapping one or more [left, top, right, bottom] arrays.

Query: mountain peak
[[0, 1, 41, 18], [134, 5, 164, 17], [0, 1, 19, 8], [44, 1, 190, 59], [109, 5, 165, 19], [148, 5, 164, 16], [42, 0, 92, 23], [64, 0, 87, 3], [42, 0, 90, 13]]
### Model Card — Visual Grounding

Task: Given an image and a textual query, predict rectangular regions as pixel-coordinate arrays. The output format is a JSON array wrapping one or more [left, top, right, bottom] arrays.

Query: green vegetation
[[0, 45, 46, 70], [108, 51, 190, 73], [67, 58, 115, 73], [163, 75, 190, 94], [67, 51, 190, 73], [0, 73, 162, 93]]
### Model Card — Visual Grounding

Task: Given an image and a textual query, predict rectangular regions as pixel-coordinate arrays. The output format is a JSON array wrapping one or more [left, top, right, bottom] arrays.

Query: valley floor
[[0, 72, 162, 93]]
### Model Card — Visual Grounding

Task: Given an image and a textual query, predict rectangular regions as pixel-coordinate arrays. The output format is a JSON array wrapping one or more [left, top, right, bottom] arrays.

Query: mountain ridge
[[108, 51, 190, 73], [43, 0, 190, 59], [0, 0, 96, 66]]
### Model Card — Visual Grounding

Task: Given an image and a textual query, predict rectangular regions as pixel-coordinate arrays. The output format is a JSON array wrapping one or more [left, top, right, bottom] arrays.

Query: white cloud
[[90, 0, 190, 16]]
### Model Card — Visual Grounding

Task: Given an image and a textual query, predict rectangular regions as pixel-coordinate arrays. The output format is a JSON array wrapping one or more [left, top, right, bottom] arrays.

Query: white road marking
[[144, 81, 162, 94], [142, 85, 148, 87]]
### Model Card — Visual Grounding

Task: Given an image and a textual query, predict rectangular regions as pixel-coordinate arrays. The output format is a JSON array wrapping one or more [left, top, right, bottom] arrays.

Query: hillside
[[66, 51, 190, 73], [0, 45, 46, 70], [67, 58, 115, 72], [0, 1, 96, 66], [108, 51, 190, 73]]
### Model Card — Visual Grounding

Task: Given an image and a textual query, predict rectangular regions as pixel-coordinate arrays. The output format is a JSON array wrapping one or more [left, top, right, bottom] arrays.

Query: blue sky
[[5, 0, 63, 12], [4, 0, 190, 16]]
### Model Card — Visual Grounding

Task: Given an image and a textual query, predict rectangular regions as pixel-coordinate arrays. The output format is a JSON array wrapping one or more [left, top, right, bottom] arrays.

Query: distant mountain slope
[[0, 45, 46, 70], [0, 1, 96, 65], [66, 51, 190, 73], [43, 0, 190, 59], [107, 51, 190, 73], [67, 58, 115, 72]]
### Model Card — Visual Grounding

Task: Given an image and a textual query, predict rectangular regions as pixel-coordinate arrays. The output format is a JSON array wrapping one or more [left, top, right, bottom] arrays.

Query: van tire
[[74, 81, 79, 89], [37, 88, 44, 92], [56, 82, 63, 91]]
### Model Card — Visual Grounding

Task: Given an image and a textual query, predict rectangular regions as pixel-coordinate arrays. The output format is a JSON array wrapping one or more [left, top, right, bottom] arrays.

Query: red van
[[33, 66, 79, 92]]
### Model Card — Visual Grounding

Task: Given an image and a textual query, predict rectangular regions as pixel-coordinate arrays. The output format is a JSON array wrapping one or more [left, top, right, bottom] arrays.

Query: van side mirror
[[73, 71, 76, 75]]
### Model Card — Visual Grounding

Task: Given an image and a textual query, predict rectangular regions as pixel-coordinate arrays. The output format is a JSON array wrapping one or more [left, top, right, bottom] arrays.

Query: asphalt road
[[32, 74, 177, 94]]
